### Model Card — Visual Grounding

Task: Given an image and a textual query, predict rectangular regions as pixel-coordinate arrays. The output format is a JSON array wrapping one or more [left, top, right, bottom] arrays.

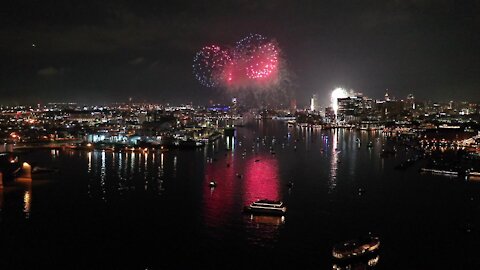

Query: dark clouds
[[1, 0, 479, 105]]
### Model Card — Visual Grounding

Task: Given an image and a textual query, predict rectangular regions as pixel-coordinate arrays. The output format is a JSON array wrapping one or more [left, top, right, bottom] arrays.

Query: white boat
[[420, 168, 459, 176], [244, 199, 287, 216]]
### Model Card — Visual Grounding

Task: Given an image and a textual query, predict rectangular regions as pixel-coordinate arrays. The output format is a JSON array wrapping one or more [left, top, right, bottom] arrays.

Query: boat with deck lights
[[244, 199, 287, 216], [332, 235, 380, 260]]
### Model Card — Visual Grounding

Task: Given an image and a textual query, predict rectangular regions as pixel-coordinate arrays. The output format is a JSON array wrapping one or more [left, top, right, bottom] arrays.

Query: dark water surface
[[1, 120, 480, 269]]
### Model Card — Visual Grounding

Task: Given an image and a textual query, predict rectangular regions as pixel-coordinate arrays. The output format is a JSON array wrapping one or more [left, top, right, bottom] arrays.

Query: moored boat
[[0, 153, 21, 182], [32, 166, 59, 174]]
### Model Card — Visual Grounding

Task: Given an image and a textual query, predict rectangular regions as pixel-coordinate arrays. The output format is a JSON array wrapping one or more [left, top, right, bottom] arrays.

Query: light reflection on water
[[23, 189, 31, 219], [50, 149, 59, 159], [80, 148, 188, 200], [245, 214, 284, 248], [0, 189, 3, 213], [87, 151, 92, 173], [100, 151, 106, 200], [243, 155, 280, 203], [4, 121, 480, 269], [202, 127, 284, 247], [173, 155, 177, 178], [333, 254, 380, 270], [3, 122, 443, 269], [159, 153, 164, 177], [143, 152, 148, 190], [329, 129, 339, 193]]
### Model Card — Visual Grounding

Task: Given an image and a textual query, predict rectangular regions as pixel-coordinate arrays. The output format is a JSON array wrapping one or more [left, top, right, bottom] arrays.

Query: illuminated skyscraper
[[406, 94, 415, 110], [310, 94, 320, 111]]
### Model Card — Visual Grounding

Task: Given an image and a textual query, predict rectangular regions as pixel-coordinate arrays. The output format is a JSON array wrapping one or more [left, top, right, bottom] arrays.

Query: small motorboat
[[287, 181, 294, 188], [209, 180, 217, 187], [332, 234, 380, 260], [32, 166, 59, 174]]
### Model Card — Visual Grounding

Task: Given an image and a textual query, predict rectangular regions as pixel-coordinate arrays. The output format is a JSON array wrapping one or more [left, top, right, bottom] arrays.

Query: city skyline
[[3, 2, 480, 269], [2, 0, 480, 105]]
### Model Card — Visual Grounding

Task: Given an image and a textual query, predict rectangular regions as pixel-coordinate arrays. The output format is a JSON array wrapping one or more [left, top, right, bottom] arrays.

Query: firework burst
[[245, 42, 279, 79], [192, 45, 232, 87], [193, 34, 282, 89], [234, 34, 279, 80]]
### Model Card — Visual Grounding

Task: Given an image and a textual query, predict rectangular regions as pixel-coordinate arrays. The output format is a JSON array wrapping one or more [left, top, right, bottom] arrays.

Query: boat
[[209, 180, 217, 187], [420, 168, 459, 177], [287, 181, 294, 188], [469, 171, 480, 178], [332, 235, 380, 260], [333, 254, 380, 270], [32, 166, 59, 174], [0, 153, 21, 182], [243, 199, 287, 216]]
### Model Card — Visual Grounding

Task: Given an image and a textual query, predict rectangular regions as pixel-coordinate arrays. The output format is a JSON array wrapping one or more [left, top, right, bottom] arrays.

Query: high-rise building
[[310, 94, 320, 112], [337, 96, 364, 122], [406, 94, 415, 110], [384, 90, 390, 101]]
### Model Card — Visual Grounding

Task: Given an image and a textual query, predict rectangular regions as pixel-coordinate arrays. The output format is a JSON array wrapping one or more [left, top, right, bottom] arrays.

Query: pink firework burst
[[233, 34, 280, 83], [193, 34, 283, 89], [245, 42, 279, 79]]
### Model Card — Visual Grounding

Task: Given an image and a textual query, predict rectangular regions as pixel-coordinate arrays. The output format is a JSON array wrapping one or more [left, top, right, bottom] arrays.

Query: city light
[[331, 87, 348, 117]]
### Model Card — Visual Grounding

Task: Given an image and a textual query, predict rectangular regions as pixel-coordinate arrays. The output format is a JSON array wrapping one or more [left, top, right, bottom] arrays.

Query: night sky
[[2, 0, 480, 106]]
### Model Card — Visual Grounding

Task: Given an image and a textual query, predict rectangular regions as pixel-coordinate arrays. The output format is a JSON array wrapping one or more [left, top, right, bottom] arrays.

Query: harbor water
[[1, 120, 480, 269]]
